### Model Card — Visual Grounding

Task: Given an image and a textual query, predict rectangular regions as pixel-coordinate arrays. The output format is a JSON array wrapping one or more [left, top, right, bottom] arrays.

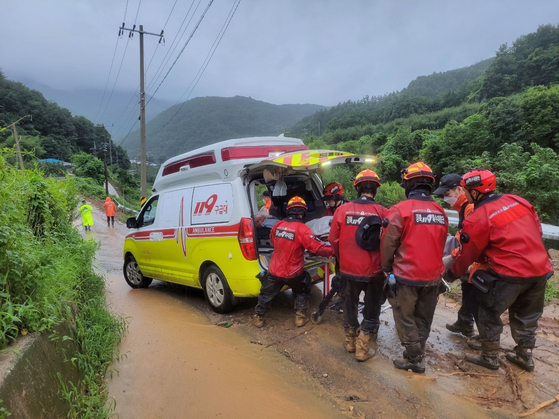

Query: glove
[[384, 273, 399, 299]]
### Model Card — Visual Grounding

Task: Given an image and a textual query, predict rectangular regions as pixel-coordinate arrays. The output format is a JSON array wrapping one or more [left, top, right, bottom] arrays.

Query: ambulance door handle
[[150, 232, 163, 242]]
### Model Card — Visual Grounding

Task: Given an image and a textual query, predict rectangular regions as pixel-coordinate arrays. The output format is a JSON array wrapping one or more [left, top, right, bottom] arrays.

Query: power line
[[114, 0, 195, 136], [146, 0, 214, 105], [164, 0, 242, 124], [93, 0, 130, 123], [145, 0, 199, 94]]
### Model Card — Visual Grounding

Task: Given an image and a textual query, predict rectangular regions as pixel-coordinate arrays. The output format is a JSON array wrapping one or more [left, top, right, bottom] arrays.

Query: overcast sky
[[2, 0, 559, 109]]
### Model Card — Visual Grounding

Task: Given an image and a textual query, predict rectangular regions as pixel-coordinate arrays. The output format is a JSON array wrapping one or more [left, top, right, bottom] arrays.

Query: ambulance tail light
[[238, 218, 256, 260]]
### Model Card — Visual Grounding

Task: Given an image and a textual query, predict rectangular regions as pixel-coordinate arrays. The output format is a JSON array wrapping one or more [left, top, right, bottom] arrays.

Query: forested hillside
[[0, 71, 128, 168], [293, 24, 559, 223], [119, 96, 325, 161]]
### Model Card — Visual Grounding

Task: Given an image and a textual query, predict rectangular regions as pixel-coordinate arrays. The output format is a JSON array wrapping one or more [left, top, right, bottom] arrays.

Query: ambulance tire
[[123, 255, 153, 288], [202, 265, 235, 314]]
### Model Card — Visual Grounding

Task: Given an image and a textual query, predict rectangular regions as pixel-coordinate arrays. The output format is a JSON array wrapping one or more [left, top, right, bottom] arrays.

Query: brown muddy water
[[85, 202, 559, 419]]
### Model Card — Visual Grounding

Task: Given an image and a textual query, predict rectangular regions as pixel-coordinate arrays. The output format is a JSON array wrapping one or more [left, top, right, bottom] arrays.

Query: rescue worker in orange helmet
[[322, 182, 348, 216], [446, 170, 553, 371], [328, 169, 388, 361], [254, 196, 334, 328], [434, 174, 480, 349], [380, 162, 448, 373]]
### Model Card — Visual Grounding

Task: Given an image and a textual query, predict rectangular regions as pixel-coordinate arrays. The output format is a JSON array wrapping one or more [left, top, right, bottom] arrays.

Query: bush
[[0, 149, 124, 417]]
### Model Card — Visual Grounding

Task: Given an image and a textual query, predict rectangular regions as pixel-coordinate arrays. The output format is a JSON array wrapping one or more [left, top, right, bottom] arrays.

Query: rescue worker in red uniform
[[322, 182, 348, 216], [447, 170, 553, 371], [381, 162, 448, 373], [434, 174, 479, 348], [254, 197, 334, 328], [328, 170, 388, 361]]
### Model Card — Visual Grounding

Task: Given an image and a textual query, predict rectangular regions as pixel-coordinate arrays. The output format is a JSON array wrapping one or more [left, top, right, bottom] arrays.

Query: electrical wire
[[93, 0, 130, 123], [112, 0, 195, 139], [146, 0, 214, 105], [163, 0, 242, 125]]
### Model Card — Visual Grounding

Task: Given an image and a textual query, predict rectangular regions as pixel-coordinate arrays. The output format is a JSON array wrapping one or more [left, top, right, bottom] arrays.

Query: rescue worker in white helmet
[[328, 169, 388, 361], [254, 196, 334, 328], [446, 170, 553, 371], [381, 162, 448, 373], [322, 182, 348, 216]]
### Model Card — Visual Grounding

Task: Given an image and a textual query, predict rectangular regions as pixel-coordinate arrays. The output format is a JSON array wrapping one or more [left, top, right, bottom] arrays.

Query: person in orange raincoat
[[103, 197, 117, 227]]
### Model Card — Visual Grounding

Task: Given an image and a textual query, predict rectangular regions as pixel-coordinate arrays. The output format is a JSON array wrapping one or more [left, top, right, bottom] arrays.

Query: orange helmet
[[353, 169, 381, 187], [323, 182, 344, 198], [461, 170, 496, 193], [286, 196, 307, 212], [401, 162, 435, 183]]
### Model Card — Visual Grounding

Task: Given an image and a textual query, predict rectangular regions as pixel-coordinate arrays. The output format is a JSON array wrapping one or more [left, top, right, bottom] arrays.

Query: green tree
[[72, 152, 105, 185]]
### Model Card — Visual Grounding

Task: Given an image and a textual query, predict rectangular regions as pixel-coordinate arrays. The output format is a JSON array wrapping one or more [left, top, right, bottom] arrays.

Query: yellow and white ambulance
[[123, 136, 378, 313]]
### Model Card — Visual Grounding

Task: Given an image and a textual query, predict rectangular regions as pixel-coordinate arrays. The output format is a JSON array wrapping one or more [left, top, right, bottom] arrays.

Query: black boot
[[393, 357, 425, 373], [465, 352, 499, 370], [446, 320, 474, 337], [506, 347, 534, 372], [394, 344, 425, 373]]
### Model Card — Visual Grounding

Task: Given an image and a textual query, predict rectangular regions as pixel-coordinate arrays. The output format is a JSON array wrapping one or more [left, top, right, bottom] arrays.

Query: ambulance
[[123, 136, 378, 313]]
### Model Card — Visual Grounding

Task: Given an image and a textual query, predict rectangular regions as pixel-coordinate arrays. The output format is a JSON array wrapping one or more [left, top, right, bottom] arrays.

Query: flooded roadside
[[85, 203, 559, 418]]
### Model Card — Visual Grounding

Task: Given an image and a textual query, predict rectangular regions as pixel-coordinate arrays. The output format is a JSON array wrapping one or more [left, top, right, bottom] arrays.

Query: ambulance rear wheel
[[202, 265, 234, 314], [124, 255, 153, 288]]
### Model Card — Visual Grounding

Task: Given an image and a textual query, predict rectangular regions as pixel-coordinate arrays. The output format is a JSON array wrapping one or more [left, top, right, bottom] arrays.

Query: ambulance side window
[[140, 196, 159, 227]]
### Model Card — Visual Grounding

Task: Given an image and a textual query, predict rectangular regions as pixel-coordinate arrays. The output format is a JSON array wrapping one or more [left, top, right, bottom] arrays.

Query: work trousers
[[477, 279, 547, 353], [343, 273, 385, 335], [255, 272, 311, 317], [107, 216, 114, 226], [388, 283, 439, 362], [457, 281, 479, 332]]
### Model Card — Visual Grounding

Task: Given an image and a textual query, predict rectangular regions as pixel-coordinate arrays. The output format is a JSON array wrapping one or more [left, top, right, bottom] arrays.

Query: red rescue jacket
[[269, 217, 333, 279], [328, 196, 387, 281], [381, 191, 448, 285], [451, 194, 553, 282]]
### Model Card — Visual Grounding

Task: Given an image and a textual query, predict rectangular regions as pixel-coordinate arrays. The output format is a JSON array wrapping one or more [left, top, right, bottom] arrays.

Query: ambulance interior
[[247, 171, 328, 255]]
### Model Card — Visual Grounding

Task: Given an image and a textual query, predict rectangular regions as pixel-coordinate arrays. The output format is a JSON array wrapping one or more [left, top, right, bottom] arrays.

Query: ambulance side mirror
[[126, 217, 139, 229]]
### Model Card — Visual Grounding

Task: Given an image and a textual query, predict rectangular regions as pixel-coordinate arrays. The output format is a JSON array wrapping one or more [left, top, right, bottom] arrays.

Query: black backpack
[[355, 215, 386, 250]]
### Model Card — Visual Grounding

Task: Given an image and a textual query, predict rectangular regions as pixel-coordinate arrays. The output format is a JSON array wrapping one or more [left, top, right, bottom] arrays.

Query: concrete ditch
[[0, 322, 81, 418]]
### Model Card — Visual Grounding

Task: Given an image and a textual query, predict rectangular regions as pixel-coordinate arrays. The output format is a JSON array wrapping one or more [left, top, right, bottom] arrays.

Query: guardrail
[[445, 210, 559, 241]]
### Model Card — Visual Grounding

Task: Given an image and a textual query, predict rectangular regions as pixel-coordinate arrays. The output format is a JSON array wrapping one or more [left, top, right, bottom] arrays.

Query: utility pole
[[97, 124, 109, 196], [0, 115, 31, 169], [119, 24, 164, 200], [13, 124, 25, 170]]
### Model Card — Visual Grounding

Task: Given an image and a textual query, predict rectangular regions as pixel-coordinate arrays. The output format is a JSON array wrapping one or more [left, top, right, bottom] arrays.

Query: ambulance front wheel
[[124, 255, 153, 288], [202, 265, 235, 314]]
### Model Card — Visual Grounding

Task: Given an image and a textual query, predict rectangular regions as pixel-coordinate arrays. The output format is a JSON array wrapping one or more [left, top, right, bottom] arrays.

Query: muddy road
[[84, 202, 559, 418]]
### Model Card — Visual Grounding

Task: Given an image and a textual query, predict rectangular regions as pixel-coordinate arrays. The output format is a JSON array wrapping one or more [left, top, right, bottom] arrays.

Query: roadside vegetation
[[295, 25, 559, 225], [0, 149, 125, 418]]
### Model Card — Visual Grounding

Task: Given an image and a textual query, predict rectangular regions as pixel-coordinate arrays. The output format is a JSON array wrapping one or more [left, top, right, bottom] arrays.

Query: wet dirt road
[[84, 201, 559, 419], [87, 209, 348, 419]]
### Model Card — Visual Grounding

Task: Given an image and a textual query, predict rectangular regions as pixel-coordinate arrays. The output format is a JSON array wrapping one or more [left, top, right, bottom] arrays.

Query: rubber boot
[[506, 347, 534, 372], [467, 334, 482, 351], [393, 357, 425, 373], [253, 315, 264, 328], [394, 345, 425, 373], [295, 311, 307, 327], [344, 329, 357, 353], [446, 320, 474, 337], [465, 352, 499, 370], [355, 332, 375, 361]]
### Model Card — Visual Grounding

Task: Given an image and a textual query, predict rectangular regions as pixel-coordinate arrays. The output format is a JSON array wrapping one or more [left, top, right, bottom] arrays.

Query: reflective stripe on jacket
[[381, 191, 448, 285], [269, 217, 333, 279], [328, 196, 387, 281], [451, 194, 553, 282]]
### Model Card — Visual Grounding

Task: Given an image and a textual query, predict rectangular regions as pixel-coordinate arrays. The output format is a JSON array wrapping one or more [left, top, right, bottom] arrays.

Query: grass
[[0, 149, 125, 418], [545, 278, 559, 301]]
